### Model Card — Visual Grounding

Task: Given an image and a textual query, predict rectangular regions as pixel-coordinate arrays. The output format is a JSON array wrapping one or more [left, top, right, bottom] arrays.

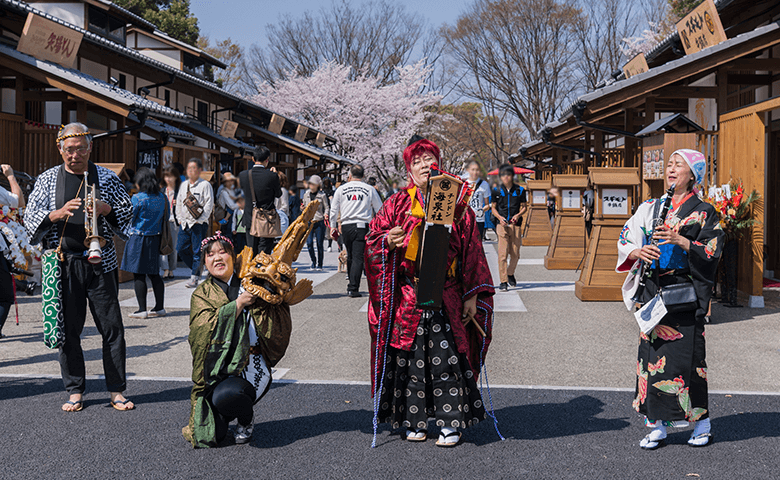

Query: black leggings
[[0, 256, 14, 335], [211, 376, 256, 441], [133, 273, 164, 312]]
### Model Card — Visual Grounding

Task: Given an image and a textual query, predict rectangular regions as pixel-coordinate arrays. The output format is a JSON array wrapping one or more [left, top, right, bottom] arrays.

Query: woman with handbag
[[616, 149, 724, 450], [123, 168, 169, 319], [161, 167, 180, 279]]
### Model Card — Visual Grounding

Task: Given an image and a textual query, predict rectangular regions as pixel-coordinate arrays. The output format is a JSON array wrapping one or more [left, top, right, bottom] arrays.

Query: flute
[[632, 183, 676, 304]]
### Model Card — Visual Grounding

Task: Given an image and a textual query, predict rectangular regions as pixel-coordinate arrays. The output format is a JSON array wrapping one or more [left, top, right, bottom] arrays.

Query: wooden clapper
[[415, 169, 463, 311]]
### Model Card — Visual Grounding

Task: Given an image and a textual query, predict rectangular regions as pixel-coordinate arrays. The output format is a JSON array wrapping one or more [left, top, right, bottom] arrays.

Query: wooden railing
[[0, 112, 24, 172], [695, 131, 718, 188]]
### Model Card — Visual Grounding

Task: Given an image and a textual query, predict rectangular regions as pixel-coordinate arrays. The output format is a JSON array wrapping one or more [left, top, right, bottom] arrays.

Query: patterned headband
[[56, 125, 92, 144], [200, 231, 234, 250]]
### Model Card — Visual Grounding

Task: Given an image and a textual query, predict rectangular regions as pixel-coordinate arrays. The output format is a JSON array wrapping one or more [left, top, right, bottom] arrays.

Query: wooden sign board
[[602, 188, 629, 216], [532, 190, 546, 205], [623, 53, 649, 79], [294, 124, 308, 142], [676, 0, 726, 55], [17, 13, 84, 69], [268, 114, 285, 134], [426, 173, 463, 225], [220, 119, 238, 139], [315, 132, 326, 147], [561, 189, 581, 210]]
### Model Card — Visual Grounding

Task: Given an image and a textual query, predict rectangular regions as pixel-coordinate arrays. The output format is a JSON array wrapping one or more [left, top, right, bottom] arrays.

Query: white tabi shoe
[[235, 420, 254, 445], [640, 423, 667, 450], [688, 418, 713, 447]]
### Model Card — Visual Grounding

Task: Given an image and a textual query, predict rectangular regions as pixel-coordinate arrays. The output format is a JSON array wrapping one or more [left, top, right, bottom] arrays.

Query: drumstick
[[465, 312, 487, 337]]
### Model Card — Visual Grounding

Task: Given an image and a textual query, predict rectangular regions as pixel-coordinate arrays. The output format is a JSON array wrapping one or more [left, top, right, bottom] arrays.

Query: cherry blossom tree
[[621, 23, 665, 59], [252, 61, 441, 186]]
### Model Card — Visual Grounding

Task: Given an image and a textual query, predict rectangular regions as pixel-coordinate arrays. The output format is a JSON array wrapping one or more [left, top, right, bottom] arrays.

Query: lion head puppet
[[235, 200, 320, 305]]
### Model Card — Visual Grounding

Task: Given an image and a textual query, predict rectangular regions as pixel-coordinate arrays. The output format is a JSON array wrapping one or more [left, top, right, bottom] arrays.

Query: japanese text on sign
[[676, 0, 726, 55], [16, 13, 84, 69], [426, 176, 461, 225], [602, 188, 629, 216], [562, 189, 581, 210]]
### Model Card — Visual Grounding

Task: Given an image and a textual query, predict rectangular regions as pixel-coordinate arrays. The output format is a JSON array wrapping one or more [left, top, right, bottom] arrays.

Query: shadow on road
[[249, 407, 374, 449], [471, 395, 631, 445]]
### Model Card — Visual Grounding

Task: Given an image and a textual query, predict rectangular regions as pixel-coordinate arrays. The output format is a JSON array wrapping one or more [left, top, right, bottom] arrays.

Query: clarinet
[[631, 183, 676, 304]]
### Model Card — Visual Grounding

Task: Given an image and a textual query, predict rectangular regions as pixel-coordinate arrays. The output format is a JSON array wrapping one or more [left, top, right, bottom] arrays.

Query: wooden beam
[[727, 74, 773, 85], [727, 58, 780, 71], [717, 67, 728, 116], [23, 91, 71, 102], [655, 86, 718, 98], [587, 25, 780, 117]]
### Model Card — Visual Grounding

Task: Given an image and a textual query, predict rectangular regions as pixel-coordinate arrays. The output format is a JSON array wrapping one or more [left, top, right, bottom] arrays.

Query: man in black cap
[[239, 146, 282, 255]]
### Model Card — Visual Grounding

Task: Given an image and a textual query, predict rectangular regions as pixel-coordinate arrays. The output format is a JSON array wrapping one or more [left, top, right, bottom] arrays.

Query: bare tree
[[443, 0, 583, 139], [240, 0, 426, 91], [576, 0, 637, 91]]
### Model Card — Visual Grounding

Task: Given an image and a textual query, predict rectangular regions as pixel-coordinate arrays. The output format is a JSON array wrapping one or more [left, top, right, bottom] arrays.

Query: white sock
[[646, 424, 667, 442], [190, 275, 198, 282], [691, 418, 711, 437], [440, 426, 457, 437]]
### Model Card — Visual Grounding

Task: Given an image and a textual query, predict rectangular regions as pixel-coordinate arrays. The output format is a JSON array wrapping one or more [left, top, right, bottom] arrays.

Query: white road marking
[[0, 368, 289, 382], [3, 373, 777, 396]]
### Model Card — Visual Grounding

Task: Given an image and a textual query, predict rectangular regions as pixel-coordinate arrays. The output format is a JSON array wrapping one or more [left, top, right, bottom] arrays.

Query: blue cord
[[477, 301, 505, 441], [371, 241, 397, 448]]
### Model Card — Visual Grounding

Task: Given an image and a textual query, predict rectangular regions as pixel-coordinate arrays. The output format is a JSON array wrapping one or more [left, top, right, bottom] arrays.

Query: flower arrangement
[[0, 206, 42, 270], [705, 180, 761, 235]]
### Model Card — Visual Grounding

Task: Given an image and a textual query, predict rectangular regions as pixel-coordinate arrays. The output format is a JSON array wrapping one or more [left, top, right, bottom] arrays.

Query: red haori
[[365, 190, 495, 393]]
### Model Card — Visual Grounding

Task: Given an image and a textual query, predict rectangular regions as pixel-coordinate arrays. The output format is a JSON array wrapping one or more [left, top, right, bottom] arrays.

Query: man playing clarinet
[[25, 122, 134, 412]]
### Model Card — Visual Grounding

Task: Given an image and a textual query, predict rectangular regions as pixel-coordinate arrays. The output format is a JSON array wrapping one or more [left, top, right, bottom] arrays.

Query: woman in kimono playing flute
[[365, 137, 495, 448], [617, 149, 724, 449]]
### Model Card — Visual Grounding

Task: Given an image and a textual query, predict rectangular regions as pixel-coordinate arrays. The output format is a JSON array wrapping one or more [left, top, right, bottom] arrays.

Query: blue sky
[[191, 0, 469, 50]]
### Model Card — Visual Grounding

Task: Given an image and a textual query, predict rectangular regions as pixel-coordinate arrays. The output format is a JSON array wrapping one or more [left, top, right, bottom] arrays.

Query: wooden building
[[516, 0, 780, 307], [0, 0, 354, 187]]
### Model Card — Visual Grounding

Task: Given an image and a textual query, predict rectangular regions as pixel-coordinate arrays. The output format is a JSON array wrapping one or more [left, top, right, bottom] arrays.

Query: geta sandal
[[435, 431, 462, 447]]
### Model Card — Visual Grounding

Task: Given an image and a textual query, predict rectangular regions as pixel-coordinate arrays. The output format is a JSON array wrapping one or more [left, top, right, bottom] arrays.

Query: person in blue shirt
[[122, 167, 169, 319], [491, 163, 527, 290]]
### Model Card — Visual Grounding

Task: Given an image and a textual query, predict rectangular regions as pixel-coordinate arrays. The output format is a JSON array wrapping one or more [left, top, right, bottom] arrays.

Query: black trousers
[[341, 223, 367, 293], [0, 255, 13, 335], [60, 254, 126, 394], [248, 234, 275, 255], [211, 376, 256, 441]]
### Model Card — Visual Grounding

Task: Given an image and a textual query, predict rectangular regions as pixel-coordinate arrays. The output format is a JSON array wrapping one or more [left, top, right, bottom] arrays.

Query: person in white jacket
[[175, 158, 214, 288], [329, 165, 383, 297]]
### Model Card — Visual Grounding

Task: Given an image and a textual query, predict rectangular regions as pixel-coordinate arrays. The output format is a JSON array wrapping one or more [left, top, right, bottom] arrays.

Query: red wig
[[402, 139, 440, 173]]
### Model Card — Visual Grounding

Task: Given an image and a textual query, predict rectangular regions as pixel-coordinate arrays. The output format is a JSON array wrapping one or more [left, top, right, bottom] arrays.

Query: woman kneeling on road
[[183, 234, 274, 448]]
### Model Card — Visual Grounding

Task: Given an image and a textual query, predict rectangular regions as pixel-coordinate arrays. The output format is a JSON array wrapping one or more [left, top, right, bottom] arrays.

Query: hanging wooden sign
[[425, 173, 462, 225], [623, 53, 649, 79], [17, 13, 84, 69], [220, 119, 238, 139], [676, 0, 727, 55]]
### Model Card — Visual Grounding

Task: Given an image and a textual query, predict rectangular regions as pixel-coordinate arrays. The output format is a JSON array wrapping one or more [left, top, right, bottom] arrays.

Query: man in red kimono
[[365, 137, 495, 448]]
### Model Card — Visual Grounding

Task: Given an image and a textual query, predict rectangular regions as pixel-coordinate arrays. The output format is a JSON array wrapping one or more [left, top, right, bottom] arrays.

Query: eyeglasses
[[62, 147, 89, 156]]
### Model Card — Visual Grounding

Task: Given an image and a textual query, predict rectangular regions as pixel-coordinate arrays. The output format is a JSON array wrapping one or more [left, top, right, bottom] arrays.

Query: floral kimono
[[617, 194, 724, 424], [365, 188, 495, 434]]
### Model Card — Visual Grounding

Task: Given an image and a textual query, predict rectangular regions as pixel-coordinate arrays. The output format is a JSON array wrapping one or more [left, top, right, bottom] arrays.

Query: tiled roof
[[128, 113, 195, 139], [183, 120, 256, 153], [94, 0, 157, 31], [0, 42, 186, 121], [235, 116, 355, 165], [1, 0, 350, 162]]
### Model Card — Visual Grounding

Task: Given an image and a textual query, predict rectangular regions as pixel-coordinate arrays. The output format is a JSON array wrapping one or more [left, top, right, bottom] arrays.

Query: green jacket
[[182, 277, 292, 448]]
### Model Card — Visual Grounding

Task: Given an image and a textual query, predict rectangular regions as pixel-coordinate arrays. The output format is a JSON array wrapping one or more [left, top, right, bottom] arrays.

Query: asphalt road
[[1, 378, 778, 480]]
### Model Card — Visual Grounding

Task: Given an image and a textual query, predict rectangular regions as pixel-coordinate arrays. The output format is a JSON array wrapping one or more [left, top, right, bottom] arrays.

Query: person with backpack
[[464, 160, 491, 241], [491, 163, 527, 291]]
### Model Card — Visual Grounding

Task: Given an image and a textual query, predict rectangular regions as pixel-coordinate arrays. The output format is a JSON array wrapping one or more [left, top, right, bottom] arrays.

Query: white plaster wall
[[138, 49, 180, 70], [30, 3, 85, 28], [688, 73, 717, 131], [2, 88, 15, 114], [45, 101, 61, 125]]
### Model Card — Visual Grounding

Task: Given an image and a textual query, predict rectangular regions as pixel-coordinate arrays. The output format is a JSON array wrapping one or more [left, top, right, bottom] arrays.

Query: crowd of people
[[0, 123, 720, 450]]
